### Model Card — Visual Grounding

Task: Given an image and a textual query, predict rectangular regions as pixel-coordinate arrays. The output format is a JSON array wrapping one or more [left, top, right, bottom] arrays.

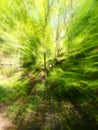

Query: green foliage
[[0, 0, 98, 129], [0, 85, 9, 102]]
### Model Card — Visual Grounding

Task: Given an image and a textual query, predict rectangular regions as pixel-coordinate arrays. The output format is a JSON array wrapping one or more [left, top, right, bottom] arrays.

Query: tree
[[0, 0, 98, 130]]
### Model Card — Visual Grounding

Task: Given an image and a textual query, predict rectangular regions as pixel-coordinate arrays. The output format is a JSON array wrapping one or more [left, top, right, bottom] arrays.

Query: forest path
[[0, 103, 15, 130]]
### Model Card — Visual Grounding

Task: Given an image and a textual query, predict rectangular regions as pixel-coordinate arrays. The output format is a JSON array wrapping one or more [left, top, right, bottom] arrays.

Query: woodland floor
[[0, 75, 97, 130], [0, 75, 14, 130], [0, 104, 15, 130], [0, 97, 98, 130]]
